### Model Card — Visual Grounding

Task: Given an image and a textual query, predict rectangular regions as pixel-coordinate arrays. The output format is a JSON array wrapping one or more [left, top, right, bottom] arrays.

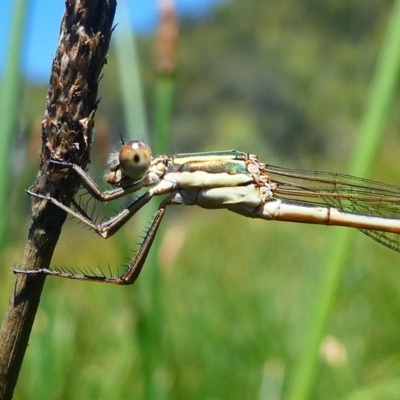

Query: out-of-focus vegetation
[[1, 0, 400, 399], [0, 0, 27, 255]]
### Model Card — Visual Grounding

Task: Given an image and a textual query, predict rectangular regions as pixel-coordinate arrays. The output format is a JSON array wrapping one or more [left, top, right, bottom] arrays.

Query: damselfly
[[15, 140, 400, 284]]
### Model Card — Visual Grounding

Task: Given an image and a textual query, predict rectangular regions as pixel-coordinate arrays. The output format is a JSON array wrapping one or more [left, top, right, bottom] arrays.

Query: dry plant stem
[[0, 1, 116, 398]]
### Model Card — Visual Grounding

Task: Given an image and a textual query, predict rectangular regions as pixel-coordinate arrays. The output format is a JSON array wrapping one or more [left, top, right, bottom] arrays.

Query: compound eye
[[119, 141, 152, 180]]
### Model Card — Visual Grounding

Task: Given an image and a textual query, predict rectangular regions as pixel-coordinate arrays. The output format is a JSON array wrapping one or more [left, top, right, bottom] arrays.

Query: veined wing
[[264, 164, 400, 252]]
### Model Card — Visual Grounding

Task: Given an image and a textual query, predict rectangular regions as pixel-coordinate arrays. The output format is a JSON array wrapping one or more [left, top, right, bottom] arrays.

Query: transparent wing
[[264, 164, 400, 252]]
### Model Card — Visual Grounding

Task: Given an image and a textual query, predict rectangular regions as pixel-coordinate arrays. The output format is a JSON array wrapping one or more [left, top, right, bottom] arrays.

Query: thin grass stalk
[[0, 0, 28, 256], [114, 5, 168, 399], [116, 1, 177, 398], [136, 2, 178, 398], [287, 1, 400, 399]]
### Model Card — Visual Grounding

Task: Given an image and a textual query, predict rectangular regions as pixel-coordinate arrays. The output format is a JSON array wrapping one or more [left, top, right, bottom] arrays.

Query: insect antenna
[[118, 128, 126, 145]]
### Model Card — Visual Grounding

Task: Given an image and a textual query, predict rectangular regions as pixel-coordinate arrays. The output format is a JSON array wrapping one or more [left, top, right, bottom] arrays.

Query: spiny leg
[[13, 204, 167, 285], [25, 189, 153, 238], [118, 205, 166, 284]]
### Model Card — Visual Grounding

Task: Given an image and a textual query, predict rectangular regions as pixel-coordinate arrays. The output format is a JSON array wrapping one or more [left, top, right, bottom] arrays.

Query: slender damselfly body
[[15, 140, 400, 284]]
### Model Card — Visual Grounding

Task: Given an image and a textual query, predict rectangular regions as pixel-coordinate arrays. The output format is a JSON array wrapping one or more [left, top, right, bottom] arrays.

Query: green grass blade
[[114, 3, 175, 399], [287, 1, 400, 399], [135, 3, 177, 399], [138, 12, 177, 398], [0, 0, 28, 254]]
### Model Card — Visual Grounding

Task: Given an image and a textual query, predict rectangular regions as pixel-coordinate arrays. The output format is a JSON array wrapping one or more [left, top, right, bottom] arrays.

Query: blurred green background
[[2, 0, 400, 399]]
